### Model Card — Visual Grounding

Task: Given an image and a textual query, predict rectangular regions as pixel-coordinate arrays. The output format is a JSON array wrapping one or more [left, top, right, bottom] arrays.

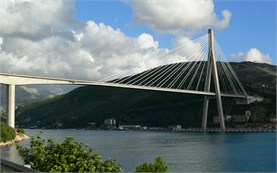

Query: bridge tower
[[202, 29, 225, 131]]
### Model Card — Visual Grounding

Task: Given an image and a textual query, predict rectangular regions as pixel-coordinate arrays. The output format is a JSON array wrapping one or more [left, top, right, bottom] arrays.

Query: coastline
[[0, 133, 29, 147]]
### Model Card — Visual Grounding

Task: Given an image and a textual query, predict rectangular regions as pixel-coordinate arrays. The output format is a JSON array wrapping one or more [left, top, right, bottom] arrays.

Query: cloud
[[174, 36, 202, 49], [0, 0, 170, 81], [137, 33, 159, 49], [231, 48, 272, 64], [0, 23, 166, 80], [172, 36, 208, 62], [0, 0, 226, 85], [124, 0, 231, 35], [0, 0, 77, 40]]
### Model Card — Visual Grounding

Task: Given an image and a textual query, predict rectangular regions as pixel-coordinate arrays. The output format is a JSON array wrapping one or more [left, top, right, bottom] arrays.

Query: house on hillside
[[213, 115, 232, 124], [168, 125, 182, 130], [104, 118, 116, 129], [228, 104, 251, 123], [213, 104, 252, 124], [118, 125, 141, 130], [247, 95, 264, 103]]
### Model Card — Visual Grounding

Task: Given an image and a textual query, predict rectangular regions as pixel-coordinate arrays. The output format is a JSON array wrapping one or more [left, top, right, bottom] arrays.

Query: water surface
[[1, 130, 276, 172]]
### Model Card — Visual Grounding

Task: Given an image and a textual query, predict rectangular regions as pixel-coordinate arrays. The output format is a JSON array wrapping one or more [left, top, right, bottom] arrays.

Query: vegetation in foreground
[[17, 135, 122, 172], [136, 156, 169, 172], [17, 135, 168, 172], [16, 128, 25, 134], [0, 122, 16, 142]]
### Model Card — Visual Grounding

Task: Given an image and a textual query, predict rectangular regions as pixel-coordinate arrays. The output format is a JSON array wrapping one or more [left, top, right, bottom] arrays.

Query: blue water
[[1, 130, 276, 172]]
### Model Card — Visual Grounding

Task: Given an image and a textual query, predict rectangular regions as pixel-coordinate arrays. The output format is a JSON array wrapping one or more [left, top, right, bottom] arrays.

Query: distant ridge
[[0, 85, 56, 116]]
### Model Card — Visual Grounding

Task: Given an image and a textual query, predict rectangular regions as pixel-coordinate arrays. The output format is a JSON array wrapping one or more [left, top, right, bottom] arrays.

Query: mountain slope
[[0, 85, 56, 114], [16, 62, 276, 128]]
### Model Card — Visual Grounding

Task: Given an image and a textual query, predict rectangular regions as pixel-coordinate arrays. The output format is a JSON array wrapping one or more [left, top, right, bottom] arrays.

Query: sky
[[0, 0, 276, 81]]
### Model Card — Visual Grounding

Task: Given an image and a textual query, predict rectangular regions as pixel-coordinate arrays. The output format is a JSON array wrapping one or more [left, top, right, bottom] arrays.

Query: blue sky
[[75, 1, 161, 42], [75, 0, 276, 64]]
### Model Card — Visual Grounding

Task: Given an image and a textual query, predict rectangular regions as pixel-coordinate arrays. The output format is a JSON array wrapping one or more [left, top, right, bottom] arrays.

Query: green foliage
[[0, 122, 16, 142], [16, 128, 25, 134], [17, 135, 123, 172], [16, 95, 64, 114], [135, 156, 169, 172]]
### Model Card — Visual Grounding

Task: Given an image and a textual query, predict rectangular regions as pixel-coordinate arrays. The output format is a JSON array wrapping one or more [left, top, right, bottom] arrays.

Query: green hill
[[16, 62, 276, 129], [0, 85, 56, 117]]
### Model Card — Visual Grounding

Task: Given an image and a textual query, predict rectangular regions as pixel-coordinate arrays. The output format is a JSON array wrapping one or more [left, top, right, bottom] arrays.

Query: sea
[[1, 129, 276, 172]]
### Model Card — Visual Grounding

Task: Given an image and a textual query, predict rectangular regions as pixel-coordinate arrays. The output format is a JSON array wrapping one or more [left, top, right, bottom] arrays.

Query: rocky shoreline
[[0, 133, 30, 147]]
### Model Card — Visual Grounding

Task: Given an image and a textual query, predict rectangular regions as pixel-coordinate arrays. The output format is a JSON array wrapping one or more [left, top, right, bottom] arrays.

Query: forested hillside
[[16, 62, 276, 129]]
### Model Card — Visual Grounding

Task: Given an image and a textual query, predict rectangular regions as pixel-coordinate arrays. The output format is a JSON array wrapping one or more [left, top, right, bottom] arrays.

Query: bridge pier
[[202, 29, 225, 131], [6, 84, 15, 129], [202, 96, 209, 131], [0, 73, 79, 129]]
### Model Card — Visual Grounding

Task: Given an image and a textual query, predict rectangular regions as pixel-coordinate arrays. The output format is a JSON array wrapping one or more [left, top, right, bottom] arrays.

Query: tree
[[17, 135, 123, 172], [135, 156, 169, 172], [0, 122, 16, 142]]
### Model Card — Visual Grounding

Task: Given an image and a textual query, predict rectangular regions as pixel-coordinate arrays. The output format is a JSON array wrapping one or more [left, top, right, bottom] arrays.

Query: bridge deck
[[0, 72, 248, 98]]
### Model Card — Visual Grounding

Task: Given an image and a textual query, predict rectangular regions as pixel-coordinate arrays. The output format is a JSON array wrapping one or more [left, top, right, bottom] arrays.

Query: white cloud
[[0, 0, 169, 81], [124, 0, 231, 35], [171, 36, 207, 62], [231, 48, 272, 64], [174, 36, 202, 50], [0, 24, 165, 80], [0, 0, 229, 85], [137, 33, 159, 49], [0, 0, 77, 40]]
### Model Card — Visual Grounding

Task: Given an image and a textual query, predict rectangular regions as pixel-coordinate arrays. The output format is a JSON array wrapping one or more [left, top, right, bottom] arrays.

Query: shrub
[[135, 156, 169, 172], [16, 128, 25, 134], [17, 135, 123, 172], [0, 122, 16, 142]]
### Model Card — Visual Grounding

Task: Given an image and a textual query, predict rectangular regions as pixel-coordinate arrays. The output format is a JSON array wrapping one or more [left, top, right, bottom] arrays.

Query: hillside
[[16, 62, 276, 129], [0, 85, 57, 117]]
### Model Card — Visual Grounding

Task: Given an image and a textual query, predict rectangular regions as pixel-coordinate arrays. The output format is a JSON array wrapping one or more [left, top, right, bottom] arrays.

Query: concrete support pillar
[[202, 29, 225, 131], [202, 96, 209, 131], [202, 33, 213, 131], [202, 53, 212, 131], [6, 84, 15, 129], [211, 55, 225, 131]]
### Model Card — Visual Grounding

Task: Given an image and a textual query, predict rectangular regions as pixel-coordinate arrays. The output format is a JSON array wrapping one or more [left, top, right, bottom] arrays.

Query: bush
[[135, 156, 169, 172], [16, 128, 25, 134], [17, 135, 123, 172], [0, 122, 16, 142]]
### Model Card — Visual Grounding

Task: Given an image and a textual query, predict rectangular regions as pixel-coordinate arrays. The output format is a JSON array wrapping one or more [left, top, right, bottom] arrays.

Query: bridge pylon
[[202, 29, 225, 131]]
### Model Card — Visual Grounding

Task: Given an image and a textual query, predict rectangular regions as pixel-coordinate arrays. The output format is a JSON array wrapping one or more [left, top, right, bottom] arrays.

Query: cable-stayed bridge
[[0, 29, 249, 131]]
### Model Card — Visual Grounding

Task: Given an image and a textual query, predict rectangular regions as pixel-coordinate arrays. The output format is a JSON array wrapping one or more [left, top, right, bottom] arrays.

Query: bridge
[[0, 29, 249, 131]]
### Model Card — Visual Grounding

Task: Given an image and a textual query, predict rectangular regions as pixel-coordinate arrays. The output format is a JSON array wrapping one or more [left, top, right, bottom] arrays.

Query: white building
[[213, 115, 232, 124], [118, 125, 141, 130], [104, 118, 116, 126], [168, 125, 182, 130], [247, 95, 264, 104]]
